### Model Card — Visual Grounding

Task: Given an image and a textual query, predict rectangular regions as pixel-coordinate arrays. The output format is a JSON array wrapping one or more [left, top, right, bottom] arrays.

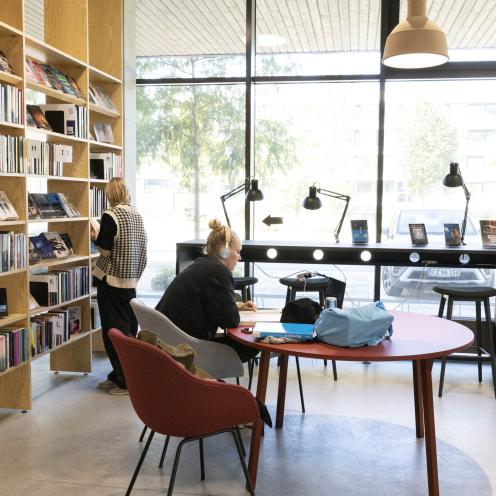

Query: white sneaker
[[97, 379, 116, 389], [108, 387, 129, 396]]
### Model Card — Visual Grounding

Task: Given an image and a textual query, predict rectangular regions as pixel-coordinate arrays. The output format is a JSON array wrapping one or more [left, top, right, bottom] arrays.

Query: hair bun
[[208, 218, 223, 230]]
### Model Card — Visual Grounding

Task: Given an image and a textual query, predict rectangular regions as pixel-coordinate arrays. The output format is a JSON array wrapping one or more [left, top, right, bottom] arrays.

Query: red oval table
[[228, 311, 474, 496]]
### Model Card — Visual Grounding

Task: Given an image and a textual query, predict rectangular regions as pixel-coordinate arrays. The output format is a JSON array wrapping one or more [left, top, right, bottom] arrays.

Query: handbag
[[314, 301, 393, 347]]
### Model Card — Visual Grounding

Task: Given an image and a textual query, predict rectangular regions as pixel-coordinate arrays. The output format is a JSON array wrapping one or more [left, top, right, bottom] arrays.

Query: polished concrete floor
[[0, 353, 495, 495]]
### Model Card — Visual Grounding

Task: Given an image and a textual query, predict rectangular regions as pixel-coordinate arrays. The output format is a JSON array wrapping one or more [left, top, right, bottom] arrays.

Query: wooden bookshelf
[[0, 0, 123, 411]]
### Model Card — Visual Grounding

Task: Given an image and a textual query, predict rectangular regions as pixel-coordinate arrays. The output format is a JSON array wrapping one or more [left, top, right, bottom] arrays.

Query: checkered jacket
[[94, 204, 147, 288]]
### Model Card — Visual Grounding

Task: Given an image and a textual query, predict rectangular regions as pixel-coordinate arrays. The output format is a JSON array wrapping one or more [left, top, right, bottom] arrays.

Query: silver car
[[381, 209, 494, 297]]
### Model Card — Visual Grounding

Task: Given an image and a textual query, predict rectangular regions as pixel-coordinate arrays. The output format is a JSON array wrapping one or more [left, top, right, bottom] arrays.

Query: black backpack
[[280, 298, 322, 324]]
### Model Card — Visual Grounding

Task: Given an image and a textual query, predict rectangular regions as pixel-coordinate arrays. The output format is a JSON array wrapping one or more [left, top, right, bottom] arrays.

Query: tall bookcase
[[0, 0, 123, 410]]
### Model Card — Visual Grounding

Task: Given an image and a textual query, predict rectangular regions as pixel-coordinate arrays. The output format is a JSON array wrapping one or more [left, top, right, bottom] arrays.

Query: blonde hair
[[105, 177, 131, 206], [205, 218, 236, 257]]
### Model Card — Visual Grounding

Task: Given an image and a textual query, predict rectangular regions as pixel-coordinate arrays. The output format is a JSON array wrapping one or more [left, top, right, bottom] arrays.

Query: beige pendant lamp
[[383, 0, 448, 69]]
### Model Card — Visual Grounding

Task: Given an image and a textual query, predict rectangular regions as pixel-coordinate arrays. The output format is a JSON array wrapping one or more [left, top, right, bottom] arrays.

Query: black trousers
[[215, 335, 259, 363], [96, 278, 137, 389]]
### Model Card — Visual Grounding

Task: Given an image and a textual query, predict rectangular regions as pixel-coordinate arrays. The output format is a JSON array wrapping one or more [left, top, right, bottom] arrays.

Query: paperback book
[[68, 306, 81, 335], [41, 232, 71, 259], [350, 219, 369, 244], [0, 191, 19, 221], [409, 223, 428, 246], [27, 105, 52, 130], [479, 220, 496, 247], [0, 51, 14, 75], [93, 122, 114, 143], [443, 223, 462, 246], [29, 235, 56, 261]]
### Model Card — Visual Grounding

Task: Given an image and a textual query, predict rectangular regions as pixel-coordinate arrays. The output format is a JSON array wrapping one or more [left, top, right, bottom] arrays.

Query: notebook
[[252, 322, 315, 340]]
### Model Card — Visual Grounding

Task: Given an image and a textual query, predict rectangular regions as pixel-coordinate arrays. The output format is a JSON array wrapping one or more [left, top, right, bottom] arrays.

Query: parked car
[[381, 209, 494, 297]]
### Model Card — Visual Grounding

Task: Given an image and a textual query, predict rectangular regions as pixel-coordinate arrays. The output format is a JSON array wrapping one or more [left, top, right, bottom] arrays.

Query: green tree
[[136, 55, 296, 237], [400, 102, 458, 196]]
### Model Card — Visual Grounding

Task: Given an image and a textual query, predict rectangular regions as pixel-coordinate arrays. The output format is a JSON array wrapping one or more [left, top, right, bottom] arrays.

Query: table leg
[[412, 360, 424, 438], [420, 359, 439, 496], [276, 354, 289, 429], [248, 350, 271, 489]]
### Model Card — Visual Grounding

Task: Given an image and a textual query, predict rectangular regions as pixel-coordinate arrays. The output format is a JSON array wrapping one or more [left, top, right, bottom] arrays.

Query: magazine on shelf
[[350, 219, 369, 244], [26, 59, 51, 86], [29, 235, 56, 261], [24, 60, 38, 83], [28, 238, 41, 265], [0, 51, 15, 75], [443, 223, 462, 246], [56, 193, 80, 217], [41, 232, 71, 259], [27, 194, 41, 219], [27, 105, 52, 131], [68, 306, 81, 335], [0, 191, 19, 221], [68, 77, 85, 99], [59, 233, 75, 255], [29, 193, 67, 218], [39, 104, 77, 136], [409, 223, 428, 246], [93, 122, 114, 143], [479, 220, 496, 247]]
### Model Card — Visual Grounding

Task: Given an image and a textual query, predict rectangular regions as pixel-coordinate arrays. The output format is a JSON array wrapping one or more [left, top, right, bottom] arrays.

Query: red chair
[[109, 329, 259, 496]]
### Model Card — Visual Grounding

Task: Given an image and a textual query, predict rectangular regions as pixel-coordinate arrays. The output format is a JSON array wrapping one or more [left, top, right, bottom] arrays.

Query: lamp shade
[[302, 186, 322, 210], [442, 162, 464, 187], [383, 0, 448, 69], [246, 179, 264, 201]]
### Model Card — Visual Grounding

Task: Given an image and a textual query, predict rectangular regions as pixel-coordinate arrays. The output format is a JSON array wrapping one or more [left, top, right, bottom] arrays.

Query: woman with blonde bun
[[155, 218, 258, 362]]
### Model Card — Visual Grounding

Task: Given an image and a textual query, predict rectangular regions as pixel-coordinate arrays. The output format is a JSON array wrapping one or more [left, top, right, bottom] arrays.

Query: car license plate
[[428, 268, 461, 278]]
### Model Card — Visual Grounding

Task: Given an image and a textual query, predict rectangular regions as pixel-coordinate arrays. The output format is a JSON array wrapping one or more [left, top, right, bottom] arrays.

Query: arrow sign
[[262, 215, 283, 227]]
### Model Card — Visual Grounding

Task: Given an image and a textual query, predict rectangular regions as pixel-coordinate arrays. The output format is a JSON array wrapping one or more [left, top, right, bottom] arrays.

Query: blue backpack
[[314, 301, 393, 347]]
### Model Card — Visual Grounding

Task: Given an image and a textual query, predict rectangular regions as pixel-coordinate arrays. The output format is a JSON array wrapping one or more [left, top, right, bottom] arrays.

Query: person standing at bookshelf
[[91, 177, 147, 395], [155, 218, 258, 363]]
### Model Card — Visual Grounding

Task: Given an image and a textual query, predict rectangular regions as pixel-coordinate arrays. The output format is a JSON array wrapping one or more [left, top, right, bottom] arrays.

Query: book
[[56, 192, 80, 217], [41, 232, 70, 259], [0, 51, 14, 75], [59, 233, 75, 255], [93, 122, 114, 143], [351, 220, 368, 244], [40, 63, 65, 92], [29, 193, 67, 218], [443, 223, 462, 246], [27, 105, 52, 130], [29, 235, 56, 261], [89, 84, 117, 112], [27, 193, 41, 219], [0, 288, 8, 317], [30, 273, 58, 306], [68, 77, 85, 99], [39, 104, 77, 136], [0, 191, 19, 221], [409, 223, 428, 246], [27, 59, 51, 87], [24, 59, 38, 83], [479, 220, 496, 247], [28, 238, 41, 265], [68, 306, 81, 335], [252, 322, 315, 341]]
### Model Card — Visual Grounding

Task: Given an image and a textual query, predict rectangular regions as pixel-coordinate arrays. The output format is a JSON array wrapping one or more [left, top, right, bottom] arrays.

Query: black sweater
[[155, 256, 240, 340]]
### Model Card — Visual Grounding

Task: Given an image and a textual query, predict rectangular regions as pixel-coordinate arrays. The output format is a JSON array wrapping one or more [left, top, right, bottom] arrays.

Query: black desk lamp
[[442, 162, 470, 245], [220, 178, 263, 227], [303, 185, 351, 243]]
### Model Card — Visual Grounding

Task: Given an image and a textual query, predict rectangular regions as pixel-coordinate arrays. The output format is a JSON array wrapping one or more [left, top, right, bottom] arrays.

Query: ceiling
[[23, 1, 496, 59]]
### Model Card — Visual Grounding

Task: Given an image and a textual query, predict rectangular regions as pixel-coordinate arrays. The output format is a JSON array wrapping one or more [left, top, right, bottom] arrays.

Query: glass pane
[[136, 0, 246, 78], [382, 79, 496, 316], [254, 82, 379, 242], [256, 0, 381, 76], [399, 0, 496, 62], [136, 84, 245, 302]]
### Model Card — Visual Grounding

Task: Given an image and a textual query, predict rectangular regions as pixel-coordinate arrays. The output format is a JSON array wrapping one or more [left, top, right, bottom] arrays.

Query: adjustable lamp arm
[[220, 180, 249, 228], [318, 188, 351, 243], [461, 181, 471, 245]]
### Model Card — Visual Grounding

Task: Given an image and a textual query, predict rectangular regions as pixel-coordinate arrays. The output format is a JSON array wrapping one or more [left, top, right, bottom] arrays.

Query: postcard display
[[0, 0, 123, 410]]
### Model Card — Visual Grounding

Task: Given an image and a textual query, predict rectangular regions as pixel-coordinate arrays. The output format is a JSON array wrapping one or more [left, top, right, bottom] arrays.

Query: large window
[[136, 0, 496, 315]]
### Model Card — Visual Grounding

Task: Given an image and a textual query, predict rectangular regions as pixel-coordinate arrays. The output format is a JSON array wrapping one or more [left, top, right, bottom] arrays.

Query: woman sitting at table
[[155, 218, 258, 362]]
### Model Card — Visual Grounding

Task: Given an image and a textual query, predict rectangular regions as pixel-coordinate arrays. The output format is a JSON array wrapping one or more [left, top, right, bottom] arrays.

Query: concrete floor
[[0, 353, 495, 495]]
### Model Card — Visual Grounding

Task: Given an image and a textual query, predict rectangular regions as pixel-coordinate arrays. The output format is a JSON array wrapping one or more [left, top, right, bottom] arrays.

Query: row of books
[[26, 140, 72, 176], [0, 83, 22, 124], [30, 265, 90, 307], [90, 152, 123, 180], [29, 232, 74, 265], [28, 192, 80, 219], [89, 84, 117, 112], [25, 58, 85, 101], [27, 104, 88, 139], [30, 306, 82, 357], [0, 327, 29, 371], [0, 232, 26, 272], [90, 187, 108, 218], [0, 135, 24, 173]]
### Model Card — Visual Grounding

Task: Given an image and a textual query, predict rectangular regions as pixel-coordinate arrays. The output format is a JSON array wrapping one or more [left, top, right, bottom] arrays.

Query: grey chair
[[130, 298, 248, 468], [130, 298, 244, 380]]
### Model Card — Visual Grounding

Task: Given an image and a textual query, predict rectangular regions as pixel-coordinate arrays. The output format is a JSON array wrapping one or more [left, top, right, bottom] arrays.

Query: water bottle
[[325, 297, 337, 309]]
